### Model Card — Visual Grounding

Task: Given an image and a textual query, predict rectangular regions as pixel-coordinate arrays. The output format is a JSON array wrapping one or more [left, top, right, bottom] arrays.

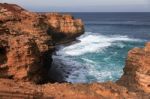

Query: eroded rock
[[118, 42, 150, 93], [0, 3, 150, 99], [46, 13, 84, 43], [0, 3, 84, 83]]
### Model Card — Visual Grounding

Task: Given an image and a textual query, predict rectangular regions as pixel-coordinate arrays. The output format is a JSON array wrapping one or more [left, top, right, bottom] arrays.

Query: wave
[[65, 58, 123, 83], [56, 32, 143, 56], [52, 32, 145, 83], [81, 58, 96, 64]]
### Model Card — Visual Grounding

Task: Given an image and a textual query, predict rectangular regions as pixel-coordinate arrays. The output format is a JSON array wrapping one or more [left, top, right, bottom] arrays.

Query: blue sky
[[1, 0, 150, 12]]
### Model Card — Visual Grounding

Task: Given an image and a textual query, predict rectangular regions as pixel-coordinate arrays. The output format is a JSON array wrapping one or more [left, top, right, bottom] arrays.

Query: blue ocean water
[[52, 13, 150, 83]]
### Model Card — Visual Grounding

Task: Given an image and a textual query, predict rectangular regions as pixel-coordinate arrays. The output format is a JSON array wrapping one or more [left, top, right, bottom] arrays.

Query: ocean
[[50, 12, 150, 83]]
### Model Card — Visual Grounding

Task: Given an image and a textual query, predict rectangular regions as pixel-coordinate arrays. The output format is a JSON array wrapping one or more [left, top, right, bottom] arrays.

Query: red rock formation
[[0, 3, 150, 99], [0, 78, 150, 99], [118, 42, 150, 93], [0, 3, 84, 83], [46, 13, 84, 43]]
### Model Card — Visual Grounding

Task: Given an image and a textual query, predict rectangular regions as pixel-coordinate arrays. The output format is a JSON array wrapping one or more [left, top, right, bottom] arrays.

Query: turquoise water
[[51, 13, 150, 83]]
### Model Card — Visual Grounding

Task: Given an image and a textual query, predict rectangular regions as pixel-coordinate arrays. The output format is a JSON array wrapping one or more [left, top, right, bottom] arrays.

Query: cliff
[[0, 3, 84, 83], [0, 3, 150, 99], [0, 43, 149, 98], [117, 42, 150, 93]]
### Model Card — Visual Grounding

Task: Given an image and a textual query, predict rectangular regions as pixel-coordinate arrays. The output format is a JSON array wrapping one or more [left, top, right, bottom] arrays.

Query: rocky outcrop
[[0, 3, 84, 83], [0, 41, 149, 99], [0, 3, 150, 99], [117, 42, 150, 93], [0, 79, 149, 99], [46, 13, 84, 44]]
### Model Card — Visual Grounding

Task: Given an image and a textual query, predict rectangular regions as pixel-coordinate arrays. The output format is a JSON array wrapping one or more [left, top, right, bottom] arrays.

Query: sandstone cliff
[[0, 42, 148, 99], [0, 3, 150, 99], [0, 3, 84, 83], [117, 42, 150, 93]]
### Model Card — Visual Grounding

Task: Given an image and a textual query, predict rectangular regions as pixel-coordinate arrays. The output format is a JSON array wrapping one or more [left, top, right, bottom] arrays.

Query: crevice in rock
[[0, 47, 12, 79], [0, 47, 7, 65]]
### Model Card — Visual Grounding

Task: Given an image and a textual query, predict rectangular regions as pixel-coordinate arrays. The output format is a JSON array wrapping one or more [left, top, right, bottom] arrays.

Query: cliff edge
[[0, 3, 150, 99], [0, 3, 84, 83], [117, 42, 150, 93]]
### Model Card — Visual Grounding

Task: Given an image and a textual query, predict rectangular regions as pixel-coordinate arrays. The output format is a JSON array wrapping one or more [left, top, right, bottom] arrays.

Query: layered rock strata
[[118, 42, 150, 93], [0, 3, 150, 99], [0, 3, 84, 83]]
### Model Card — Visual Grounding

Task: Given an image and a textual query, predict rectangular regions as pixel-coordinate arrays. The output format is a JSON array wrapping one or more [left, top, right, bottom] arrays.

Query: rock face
[[0, 3, 84, 83], [0, 3, 150, 99], [0, 79, 150, 99], [0, 79, 140, 99], [46, 13, 84, 43], [118, 42, 150, 93]]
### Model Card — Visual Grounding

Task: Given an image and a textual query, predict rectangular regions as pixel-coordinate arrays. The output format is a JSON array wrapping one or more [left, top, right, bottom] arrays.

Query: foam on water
[[56, 32, 142, 56], [52, 32, 145, 83]]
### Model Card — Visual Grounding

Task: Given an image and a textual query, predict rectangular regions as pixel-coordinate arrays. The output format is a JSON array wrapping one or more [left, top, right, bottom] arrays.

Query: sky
[[1, 0, 150, 12]]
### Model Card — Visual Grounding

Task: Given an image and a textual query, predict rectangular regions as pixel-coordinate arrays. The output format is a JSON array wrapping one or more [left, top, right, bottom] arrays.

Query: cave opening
[[0, 47, 7, 65]]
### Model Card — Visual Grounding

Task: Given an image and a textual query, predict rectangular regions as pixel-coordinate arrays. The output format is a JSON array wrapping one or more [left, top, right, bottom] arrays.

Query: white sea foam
[[52, 32, 144, 83], [56, 32, 142, 56], [66, 60, 123, 83], [81, 58, 96, 64]]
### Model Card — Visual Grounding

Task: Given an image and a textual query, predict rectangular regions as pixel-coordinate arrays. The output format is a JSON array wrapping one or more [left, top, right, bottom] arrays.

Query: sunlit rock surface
[[0, 3, 149, 99], [0, 3, 84, 83], [118, 42, 150, 93]]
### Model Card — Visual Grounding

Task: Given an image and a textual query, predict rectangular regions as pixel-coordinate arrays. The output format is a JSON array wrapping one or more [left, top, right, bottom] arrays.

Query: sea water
[[51, 12, 150, 83]]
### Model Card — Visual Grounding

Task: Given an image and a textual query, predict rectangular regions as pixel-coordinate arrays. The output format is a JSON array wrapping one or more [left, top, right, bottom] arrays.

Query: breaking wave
[[52, 32, 145, 83], [56, 32, 142, 56]]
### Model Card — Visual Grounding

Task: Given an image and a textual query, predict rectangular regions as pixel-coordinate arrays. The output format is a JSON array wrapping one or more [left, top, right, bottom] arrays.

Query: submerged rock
[[0, 3, 84, 83]]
